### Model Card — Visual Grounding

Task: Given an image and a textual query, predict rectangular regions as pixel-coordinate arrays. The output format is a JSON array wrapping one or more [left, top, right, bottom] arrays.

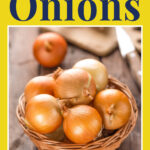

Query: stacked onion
[[53, 68, 96, 105], [24, 58, 131, 144]]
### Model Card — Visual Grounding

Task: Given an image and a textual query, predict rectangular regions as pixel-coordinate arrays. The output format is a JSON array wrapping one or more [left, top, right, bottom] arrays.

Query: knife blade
[[115, 27, 141, 88]]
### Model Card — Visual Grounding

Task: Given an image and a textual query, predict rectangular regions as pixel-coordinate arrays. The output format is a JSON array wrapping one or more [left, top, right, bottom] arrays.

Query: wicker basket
[[16, 76, 138, 150]]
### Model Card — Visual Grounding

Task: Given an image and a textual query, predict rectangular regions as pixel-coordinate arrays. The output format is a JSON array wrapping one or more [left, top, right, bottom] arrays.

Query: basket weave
[[16, 76, 138, 150]]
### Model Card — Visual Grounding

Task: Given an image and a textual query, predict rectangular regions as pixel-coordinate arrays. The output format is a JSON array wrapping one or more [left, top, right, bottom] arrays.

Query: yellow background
[[0, 0, 146, 149]]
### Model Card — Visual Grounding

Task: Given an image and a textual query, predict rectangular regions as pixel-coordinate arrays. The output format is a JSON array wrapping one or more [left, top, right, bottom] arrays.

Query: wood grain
[[9, 27, 39, 150], [126, 51, 141, 88], [39, 44, 99, 75], [40, 27, 118, 56]]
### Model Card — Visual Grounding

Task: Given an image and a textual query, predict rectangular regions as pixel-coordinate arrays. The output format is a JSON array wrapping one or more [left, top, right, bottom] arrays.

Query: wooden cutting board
[[40, 27, 118, 56]]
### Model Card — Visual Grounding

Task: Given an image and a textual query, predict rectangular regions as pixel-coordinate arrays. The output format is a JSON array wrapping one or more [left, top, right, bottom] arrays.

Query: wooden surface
[[40, 27, 118, 56], [9, 27, 141, 150]]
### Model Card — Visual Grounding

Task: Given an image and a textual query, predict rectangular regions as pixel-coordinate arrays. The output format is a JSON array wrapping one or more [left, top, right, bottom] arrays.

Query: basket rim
[[16, 76, 138, 149]]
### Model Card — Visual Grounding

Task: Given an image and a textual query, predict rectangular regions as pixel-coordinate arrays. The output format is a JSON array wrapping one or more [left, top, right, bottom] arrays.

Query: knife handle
[[126, 51, 141, 88]]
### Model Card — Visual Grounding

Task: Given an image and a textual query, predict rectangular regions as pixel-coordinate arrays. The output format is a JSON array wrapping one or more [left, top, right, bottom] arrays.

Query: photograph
[[9, 26, 141, 150]]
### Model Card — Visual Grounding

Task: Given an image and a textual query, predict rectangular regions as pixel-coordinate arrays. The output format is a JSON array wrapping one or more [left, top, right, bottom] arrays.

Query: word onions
[[63, 105, 102, 144], [54, 68, 96, 105]]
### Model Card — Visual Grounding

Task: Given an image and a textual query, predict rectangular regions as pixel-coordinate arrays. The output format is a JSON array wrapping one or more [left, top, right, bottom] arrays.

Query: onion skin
[[73, 59, 108, 91], [54, 68, 96, 105], [25, 94, 62, 134], [63, 105, 102, 144], [24, 76, 55, 102], [94, 89, 131, 130], [33, 32, 67, 67]]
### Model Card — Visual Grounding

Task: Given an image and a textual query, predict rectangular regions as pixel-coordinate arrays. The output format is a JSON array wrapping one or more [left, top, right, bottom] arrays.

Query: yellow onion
[[53, 68, 96, 105], [73, 59, 108, 91], [63, 105, 102, 144], [94, 89, 131, 130], [25, 94, 62, 134], [24, 76, 55, 102]]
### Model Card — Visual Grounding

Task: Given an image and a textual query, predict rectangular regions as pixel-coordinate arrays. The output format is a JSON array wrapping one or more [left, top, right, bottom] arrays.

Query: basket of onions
[[16, 59, 138, 150]]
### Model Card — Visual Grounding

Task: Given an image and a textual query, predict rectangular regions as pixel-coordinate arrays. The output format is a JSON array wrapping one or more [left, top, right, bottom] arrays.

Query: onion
[[24, 76, 55, 102], [94, 89, 131, 130], [63, 105, 102, 144], [25, 94, 62, 134], [33, 32, 67, 67], [73, 59, 108, 91], [53, 68, 96, 105]]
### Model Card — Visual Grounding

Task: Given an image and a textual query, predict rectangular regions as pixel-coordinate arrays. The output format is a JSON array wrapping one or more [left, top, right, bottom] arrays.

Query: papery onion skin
[[33, 32, 67, 67], [54, 68, 96, 105], [25, 94, 62, 134], [73, 59, 108, 91], [94, 89, 131, 130], [24, 76, 55, 103], [63, 105, 102, 144]]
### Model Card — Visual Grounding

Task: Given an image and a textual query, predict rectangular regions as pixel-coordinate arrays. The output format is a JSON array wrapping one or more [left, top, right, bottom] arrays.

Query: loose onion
[[73, 59, 108, 91], [53, 68, 96, 105], [63, 105, 102, 144], [94, 89, 131, 130], [33, 32, 67, 67], [25, 94, 62, 134], [24, 76, 55, 102]]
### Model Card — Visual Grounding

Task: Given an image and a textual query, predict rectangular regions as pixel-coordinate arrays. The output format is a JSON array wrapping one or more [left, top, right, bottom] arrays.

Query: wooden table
[[9, 27, 141, 150]]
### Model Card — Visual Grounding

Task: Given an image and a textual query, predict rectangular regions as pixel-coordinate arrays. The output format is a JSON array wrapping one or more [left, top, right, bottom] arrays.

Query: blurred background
[[9, 27, 141, 150]]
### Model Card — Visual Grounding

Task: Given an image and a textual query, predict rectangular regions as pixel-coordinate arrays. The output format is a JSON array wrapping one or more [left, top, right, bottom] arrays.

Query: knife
[[115, 27, 141, 88]]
